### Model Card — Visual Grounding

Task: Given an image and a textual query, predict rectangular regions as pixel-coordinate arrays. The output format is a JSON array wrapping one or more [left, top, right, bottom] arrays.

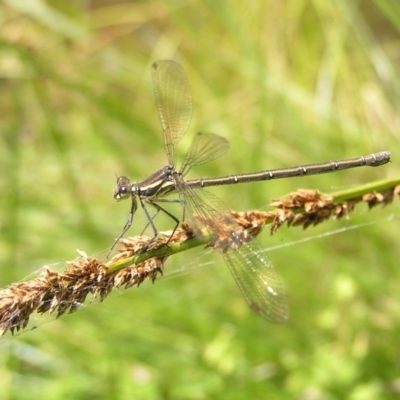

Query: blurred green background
[[1, 1, 400, 399]]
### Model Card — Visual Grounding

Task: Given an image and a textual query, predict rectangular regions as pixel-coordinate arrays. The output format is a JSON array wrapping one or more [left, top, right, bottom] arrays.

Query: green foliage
[[0, 1, 399, 399]]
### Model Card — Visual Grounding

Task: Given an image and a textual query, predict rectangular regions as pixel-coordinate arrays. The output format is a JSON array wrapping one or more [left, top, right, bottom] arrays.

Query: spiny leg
[[138, 199, 184, 253], [108, 196, 138, 256]]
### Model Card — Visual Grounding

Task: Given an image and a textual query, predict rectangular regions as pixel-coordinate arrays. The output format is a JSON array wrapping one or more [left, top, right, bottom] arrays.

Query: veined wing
[[151, 60, 193, 167], [177, 181, 288, 322], [180, 132, 230, 177], [222, 241, 288, 322]]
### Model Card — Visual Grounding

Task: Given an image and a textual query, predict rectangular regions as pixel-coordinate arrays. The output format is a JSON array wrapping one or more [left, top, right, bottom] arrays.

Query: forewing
[[177, 182, 288, 322], [151, 60, 193, 167], [222, 242, 288, 322]]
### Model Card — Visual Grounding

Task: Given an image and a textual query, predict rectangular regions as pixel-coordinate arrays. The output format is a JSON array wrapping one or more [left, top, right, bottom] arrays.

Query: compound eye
[[114, 176, 131, 200]]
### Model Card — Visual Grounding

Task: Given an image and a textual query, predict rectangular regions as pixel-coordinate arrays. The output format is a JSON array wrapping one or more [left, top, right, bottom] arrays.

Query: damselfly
[[113, 60, 390, 322]]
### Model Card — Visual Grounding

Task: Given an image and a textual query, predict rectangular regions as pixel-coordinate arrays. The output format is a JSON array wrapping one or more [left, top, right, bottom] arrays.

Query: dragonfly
[[112, 60, 391, 322]]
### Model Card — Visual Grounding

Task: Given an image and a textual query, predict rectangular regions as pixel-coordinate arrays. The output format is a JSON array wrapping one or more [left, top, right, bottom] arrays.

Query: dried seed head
[[1, 183, 397, 337]]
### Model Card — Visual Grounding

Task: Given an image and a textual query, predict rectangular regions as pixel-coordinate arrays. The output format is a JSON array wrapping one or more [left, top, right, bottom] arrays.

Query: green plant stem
[[331, 177, 400, 203], [107, 236, 209, 274]]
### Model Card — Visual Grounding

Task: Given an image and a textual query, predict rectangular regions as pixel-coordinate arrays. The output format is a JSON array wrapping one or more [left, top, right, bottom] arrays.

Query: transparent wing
[[222, 242, 288, 322], [180, 132, 230, 177], [151, 60, 193, 167], [177, 181, 288, 323]]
